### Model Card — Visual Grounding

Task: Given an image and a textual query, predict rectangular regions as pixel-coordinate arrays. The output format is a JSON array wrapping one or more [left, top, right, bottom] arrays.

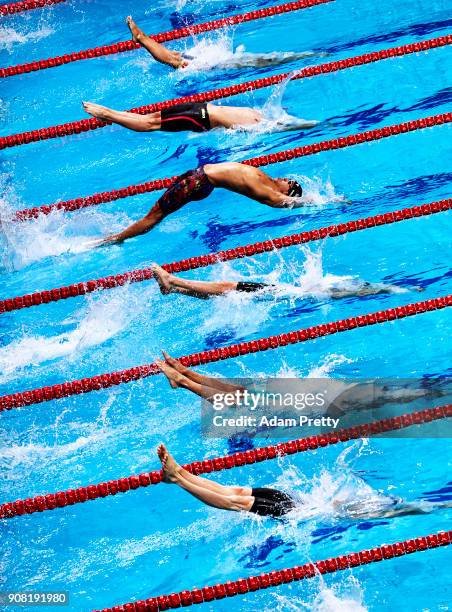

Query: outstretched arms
[[99, 204, 165, 246]]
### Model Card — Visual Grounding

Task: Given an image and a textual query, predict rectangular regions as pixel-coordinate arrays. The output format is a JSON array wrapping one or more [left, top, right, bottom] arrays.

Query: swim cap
[[287, 179, 303, 198]]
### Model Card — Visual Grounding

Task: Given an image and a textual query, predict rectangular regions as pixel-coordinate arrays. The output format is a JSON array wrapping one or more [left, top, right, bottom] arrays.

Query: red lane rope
[[2, 35, 450, 151], [4, 198, 451, 315], [14, 110, 452, 221], [1, 403, 449, 519], [0, 296, 450, 413], [0, 0, 332, 78], [95, 530, 451, 611], [0, 0, 64, 15]]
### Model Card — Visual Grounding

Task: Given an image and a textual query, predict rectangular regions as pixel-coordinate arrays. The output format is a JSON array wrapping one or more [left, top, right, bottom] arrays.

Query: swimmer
[[157, 443, 452, 520], [156, 352, 447, 422], [156, 350, 246, 401], [157, 442, 295, 518], [82, 100, 264, 133], [81, 99, 318, 134], [151, 263, 423, 300], [125, 15, 325, 71], [97, 163, 306, 245]]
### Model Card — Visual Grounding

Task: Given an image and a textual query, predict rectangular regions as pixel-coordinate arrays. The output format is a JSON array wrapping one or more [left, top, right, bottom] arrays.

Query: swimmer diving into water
[[151, 263, 423, 300], [125, 15, 324, 71], [97, 163, 306, 245], [82, 99, 318, 134], [82, 100, 268, 132], [83, 17, 319, 135], [157, 443, 452, 519]]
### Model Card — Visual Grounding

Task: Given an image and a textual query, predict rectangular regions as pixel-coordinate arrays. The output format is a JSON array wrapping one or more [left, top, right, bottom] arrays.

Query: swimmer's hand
[[86, 236, 119, 249]]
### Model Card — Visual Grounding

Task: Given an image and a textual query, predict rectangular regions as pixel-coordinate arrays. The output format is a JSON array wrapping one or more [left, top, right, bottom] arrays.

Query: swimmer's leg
[[152, 263, 237, 298], [126, 16, 188, 69], [207, 103, 263, 129], [161, 351, 246, 395], [157, 359, 220, 398], [157, 444, 254, 511], [157, 358, 246, 403], [82, 101, 160, 132]]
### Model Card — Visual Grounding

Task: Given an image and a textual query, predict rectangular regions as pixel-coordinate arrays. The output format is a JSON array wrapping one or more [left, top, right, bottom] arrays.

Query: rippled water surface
[[1, 0, 451, 610]]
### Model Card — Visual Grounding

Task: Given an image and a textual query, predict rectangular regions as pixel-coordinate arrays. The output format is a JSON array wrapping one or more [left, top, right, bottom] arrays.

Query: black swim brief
[[156, 166, 215, 215], [236, 282, 273, 293], [250, 488, 295, 518], [160, 102, 211, 133]]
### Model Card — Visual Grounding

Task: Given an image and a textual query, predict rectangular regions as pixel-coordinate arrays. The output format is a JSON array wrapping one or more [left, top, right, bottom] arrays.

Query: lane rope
[[0, 0, 333, 78], [3, 198, 451, 315], [13, 110, 452, 221], [0, 295, 450, 413], [0, 0, 64, 15], [2, 35, 450, 151], [1, 403, 449, 519], [94, 530, 451, 611]]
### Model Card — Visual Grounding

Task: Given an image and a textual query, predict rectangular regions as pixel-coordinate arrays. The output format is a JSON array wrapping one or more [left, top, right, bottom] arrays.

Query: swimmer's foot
[[157, 443, 181, 483], [161, 350, 191, 376], [156, 359, 184, 389], [152, 263, 174, 295], [82, 101, 112, 121], [126, 15, 144, 43]]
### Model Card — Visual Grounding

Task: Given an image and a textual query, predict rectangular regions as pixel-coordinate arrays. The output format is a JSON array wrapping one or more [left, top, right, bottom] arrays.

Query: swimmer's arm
[[96, 206, 165, 246], [263, 195, 306, 209]]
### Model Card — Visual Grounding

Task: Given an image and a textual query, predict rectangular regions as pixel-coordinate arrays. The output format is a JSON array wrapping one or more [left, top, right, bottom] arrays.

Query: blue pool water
[[1, 0, 451, 610]]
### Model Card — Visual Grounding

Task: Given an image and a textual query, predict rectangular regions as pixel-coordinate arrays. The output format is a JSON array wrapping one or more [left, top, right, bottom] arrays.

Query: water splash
[[177, 31, 319, 74], [307, 354, 354, 378], [200, 262, 275, 338], [0, 286, 148, 383], [276, 245, 407, 299], [270, 440, 406, 524], [270, 575, 367, 612], [0, 25, 54, 52], [0, 203, 129, 270], [311, 576, 367, 612], [194, 243, 397, 339]]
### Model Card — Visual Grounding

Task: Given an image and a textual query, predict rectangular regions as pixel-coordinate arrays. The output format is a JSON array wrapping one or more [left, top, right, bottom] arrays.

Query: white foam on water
[[269, 440, 401, 524], [250, 73, 320, 133], [273, 244, 407, 299], [176, 31, 319, 74], [1, 430, 108, 470], [269, 575, 367, 612], [307, 353, 354, 378], [196, 243, 391, 339], [0, 201, 130, 270], [311, 577, 367, 612], [0, 286, 149, 383], [0, 25, 54, 52]]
